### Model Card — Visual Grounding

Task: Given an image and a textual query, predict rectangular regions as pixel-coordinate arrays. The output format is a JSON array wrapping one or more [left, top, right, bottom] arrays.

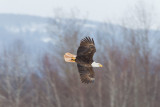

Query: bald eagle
[[64, 36, 103, 84]]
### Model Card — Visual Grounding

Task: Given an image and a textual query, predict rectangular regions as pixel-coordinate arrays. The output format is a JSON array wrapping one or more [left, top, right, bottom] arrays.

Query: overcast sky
[[0, 0, 160, 24]]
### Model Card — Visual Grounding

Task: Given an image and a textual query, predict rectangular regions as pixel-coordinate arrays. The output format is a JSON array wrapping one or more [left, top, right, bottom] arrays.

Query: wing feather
[[77, 64, 95, 84], [77, 36, 96, 60], [76, 37, 96, 84], [80, 36, 95, 46]]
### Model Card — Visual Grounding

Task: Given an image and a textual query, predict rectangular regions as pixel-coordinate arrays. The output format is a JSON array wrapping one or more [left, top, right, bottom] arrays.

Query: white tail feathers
[[64, 52, 76, 62]]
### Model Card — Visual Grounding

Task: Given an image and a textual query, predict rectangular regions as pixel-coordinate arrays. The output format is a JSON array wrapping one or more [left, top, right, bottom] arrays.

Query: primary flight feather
[[64, 36, 103, 84]]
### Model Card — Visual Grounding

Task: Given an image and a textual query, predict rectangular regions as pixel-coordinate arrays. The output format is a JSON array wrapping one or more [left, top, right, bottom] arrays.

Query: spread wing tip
[[81, 79, 95, 84], [80, 75, 95, 84], [80, 36, 95, 45]]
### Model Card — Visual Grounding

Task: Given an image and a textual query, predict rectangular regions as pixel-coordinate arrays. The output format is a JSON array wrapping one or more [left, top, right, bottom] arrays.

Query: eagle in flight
[[64, 36, 103, 84]]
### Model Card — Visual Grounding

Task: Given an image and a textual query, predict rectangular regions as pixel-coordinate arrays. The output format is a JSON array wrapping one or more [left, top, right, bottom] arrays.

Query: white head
[[91, 62, 103, 67]]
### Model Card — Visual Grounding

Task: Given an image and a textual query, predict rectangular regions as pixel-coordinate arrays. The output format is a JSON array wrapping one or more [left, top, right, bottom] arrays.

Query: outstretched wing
[[77, 64, 95, 84], [76, 37, 96, 64]]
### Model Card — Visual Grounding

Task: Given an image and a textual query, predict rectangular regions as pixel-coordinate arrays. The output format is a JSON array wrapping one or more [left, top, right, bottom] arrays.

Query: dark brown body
[[75, 37, 96, 83]]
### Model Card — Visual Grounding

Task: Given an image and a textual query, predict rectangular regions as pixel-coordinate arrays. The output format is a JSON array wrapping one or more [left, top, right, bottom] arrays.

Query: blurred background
[[0, 0, 160, 107]]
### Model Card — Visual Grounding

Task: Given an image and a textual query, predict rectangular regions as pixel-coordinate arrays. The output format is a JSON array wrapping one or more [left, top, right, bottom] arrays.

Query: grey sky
[[0, 0, 159, 23]]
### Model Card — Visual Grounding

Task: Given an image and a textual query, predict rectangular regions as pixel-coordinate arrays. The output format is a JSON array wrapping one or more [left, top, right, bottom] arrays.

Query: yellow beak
[[99, 64, 103, 67]]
